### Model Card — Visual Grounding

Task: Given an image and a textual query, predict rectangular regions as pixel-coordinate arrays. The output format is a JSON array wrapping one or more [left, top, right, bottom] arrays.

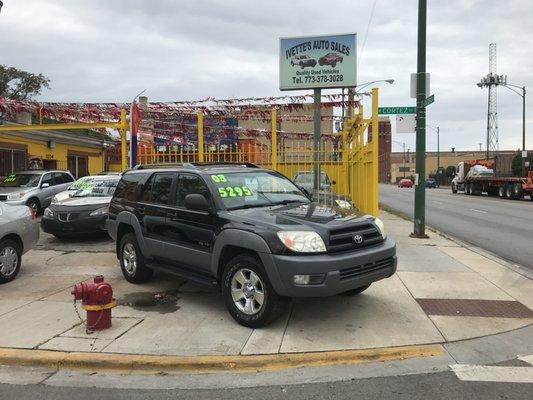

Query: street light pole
[[413, 0, 428, 238], [522, 86, 526, 176], [501, 83, 527, 176]]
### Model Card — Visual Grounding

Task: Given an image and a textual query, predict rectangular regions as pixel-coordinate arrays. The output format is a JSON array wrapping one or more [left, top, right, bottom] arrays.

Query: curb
[[0, 344, 444, 373]]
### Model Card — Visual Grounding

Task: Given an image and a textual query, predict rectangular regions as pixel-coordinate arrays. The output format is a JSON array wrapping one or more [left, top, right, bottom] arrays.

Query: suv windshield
[[0, 173, 41, 188], [72, 178, 120, 198], [210, 171, 309, 210]]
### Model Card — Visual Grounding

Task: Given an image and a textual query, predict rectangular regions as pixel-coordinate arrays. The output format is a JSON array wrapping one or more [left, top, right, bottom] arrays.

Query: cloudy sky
[[1, 0, 532, 152]]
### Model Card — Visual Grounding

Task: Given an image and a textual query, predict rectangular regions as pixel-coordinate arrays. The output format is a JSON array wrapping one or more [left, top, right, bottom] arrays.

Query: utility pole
[[522, 86, 526, 176], [412, 0, 428, 238], [436, 126, 440, 175], [403, 142, 406, 178], [477, 43, 504, 160], [313, 88, 321, 191]]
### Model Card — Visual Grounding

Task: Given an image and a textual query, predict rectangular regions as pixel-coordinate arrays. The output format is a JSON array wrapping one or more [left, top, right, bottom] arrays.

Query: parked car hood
[[0, 186, 37, 195], [227, 201, 370, 231], [55, 196, 112, 207]]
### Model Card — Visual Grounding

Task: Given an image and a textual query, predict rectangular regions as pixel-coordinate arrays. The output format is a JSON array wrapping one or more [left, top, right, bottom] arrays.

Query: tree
[[445, 165, 456, 178], [511, 151, 533, 177], [0, 65, 50, 101]]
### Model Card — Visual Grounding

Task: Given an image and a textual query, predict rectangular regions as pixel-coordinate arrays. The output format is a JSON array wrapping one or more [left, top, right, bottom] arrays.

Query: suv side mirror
[[41, 183, 50, 188], [184, 194, 209, 212]]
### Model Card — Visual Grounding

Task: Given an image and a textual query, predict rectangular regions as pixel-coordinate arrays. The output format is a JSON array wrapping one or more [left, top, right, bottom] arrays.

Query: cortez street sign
[[378, 106, 415, 115]]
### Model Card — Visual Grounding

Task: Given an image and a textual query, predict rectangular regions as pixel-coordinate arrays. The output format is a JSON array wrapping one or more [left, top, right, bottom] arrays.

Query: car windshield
[[293, 172, 328, 185], [72, 177, 120, 197], [210, 171, 309, 210], [0, 173, 41, 188]]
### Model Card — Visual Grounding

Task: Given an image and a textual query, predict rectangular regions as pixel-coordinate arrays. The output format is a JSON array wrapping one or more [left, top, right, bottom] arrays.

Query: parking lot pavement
[[0, 212, 531, 358]]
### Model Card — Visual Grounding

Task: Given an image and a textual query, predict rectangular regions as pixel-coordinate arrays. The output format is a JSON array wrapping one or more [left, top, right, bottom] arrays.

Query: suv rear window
[[114, 172, 146, 201]]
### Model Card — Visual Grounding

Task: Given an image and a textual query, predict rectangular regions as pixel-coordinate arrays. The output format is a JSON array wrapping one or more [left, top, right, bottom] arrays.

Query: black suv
[[107, 163, 397, 327]]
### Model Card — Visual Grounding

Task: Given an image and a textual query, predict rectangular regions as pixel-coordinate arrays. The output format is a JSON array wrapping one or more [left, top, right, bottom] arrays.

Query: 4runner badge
[[353, 234, 364, 245]]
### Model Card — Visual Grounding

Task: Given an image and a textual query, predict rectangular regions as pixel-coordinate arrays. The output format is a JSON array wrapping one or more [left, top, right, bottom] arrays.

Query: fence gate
[[137, 89, 379, 216]]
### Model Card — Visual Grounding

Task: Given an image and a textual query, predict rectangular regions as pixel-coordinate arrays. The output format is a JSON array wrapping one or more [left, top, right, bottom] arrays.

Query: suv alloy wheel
[[119, 233, 153, 283], [222, 254, 286, 328]]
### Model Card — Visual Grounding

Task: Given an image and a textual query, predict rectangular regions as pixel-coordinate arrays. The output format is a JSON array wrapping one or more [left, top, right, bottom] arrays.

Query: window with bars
[[0, 148, 27, 177]]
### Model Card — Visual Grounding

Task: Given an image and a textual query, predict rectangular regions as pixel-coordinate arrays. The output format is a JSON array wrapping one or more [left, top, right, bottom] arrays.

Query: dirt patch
[[117, 289, 182, 314]]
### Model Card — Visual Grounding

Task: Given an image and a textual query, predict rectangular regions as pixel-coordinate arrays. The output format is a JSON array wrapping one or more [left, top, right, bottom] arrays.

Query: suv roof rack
[[128, 162, 260, 172], [189, 162, 260, 169], [131, 163, 196, 170]]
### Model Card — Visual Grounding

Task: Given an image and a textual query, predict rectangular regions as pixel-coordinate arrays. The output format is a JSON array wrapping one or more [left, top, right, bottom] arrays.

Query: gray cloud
[[1, 0, 531, 152]]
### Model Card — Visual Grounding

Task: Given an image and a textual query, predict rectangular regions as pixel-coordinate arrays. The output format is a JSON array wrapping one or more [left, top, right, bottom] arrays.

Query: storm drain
[[416, 299, 533, 318]]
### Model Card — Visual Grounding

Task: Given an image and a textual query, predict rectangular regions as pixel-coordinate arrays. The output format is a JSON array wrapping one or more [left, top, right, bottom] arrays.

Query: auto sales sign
[[279, 33, 357, 91]]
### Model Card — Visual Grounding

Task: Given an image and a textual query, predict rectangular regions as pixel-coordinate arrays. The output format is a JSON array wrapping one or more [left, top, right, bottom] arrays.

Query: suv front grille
[[339, 257, 395, 281], [0, 195, 7, 201], [328, 223, 383, 253]]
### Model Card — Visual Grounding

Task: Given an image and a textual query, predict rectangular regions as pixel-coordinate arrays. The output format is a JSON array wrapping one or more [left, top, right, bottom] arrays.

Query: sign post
[[280, 33, 357, 190], [412, 0, 429, 239]]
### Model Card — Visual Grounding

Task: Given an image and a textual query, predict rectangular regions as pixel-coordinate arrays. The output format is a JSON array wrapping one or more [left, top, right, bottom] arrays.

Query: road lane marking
[[451, 364, 533, 383], [469, 208, 488, 214]]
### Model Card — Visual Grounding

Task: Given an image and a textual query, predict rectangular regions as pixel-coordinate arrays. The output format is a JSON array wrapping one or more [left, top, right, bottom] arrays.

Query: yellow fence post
[[197, 111, 204, 162], [119, 108, 128, 171], [271, 108, 277, 169], [370, 87, 379, 216]]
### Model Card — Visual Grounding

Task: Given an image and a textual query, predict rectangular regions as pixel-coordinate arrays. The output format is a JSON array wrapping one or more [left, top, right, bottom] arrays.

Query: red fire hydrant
[[72, 275, 116, 331]]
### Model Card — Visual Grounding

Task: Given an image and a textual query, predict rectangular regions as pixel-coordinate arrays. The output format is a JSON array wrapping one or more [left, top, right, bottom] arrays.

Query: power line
[[358, 0, 378, 70]]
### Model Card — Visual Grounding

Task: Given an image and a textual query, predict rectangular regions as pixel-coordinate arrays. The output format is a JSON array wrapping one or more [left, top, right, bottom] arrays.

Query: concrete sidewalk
[[0, 211, 531, 360]]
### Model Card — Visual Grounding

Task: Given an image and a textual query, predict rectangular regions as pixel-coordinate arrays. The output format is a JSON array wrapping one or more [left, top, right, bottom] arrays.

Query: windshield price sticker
[[211, 174, 227, 183], [218, 186, 252, 198], [3, 175, 16, 183]]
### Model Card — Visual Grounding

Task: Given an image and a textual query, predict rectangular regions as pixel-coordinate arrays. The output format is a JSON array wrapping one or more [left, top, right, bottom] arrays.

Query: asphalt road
[[1, 370, 531, 400], [379, 184, 533, 271]]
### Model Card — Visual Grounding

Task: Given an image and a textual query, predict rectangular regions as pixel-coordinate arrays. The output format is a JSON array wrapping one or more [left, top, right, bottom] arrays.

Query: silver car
[[0, 202, 40, 283], [0, 170, 75, 213]]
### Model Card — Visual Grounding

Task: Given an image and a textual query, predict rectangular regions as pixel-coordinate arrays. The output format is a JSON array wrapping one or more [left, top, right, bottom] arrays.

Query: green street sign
[[378, 106, 415, 115], [423, 94, 435, 107]]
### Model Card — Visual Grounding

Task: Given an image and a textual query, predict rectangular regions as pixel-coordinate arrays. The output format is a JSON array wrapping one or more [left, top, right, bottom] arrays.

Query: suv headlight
[[89, 206, 109, 216], [277, 231, 326, 253], [43, 208, 54, 218], [373, 217, 387, 239], [7, 191, 25, 200], [51, 196, 59, 204]]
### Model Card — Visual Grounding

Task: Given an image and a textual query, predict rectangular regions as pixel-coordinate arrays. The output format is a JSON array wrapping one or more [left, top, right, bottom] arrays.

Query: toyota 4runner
[[107, 163, 397, 328]]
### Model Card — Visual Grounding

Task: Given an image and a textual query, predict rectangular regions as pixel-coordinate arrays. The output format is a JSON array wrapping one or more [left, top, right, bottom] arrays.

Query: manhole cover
[[416, 298, 533, 318]]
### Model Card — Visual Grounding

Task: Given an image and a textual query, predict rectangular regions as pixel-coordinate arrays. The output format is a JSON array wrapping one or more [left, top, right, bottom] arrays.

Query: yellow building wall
[[0, 132, 104, 175]]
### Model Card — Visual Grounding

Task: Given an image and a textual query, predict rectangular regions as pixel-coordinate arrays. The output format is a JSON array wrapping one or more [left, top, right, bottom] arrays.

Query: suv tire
[[0, 239, 22, 284], [222, 254, 286, 328], [119, 233, 153, 283]]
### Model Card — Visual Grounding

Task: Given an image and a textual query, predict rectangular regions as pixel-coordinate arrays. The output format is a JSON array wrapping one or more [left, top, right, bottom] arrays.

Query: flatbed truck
[[451, 160, 533, 200]]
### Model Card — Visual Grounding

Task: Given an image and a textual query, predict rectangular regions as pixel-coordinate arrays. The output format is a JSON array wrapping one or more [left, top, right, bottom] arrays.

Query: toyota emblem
[[353, 234, 364, 244]]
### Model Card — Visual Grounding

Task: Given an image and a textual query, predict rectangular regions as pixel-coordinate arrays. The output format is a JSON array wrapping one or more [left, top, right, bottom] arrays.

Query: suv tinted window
[[54, 172, 73, 184], [141, 173, 173, 205], [114, 172, 146, 201], [176, 174, 210, 207]]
